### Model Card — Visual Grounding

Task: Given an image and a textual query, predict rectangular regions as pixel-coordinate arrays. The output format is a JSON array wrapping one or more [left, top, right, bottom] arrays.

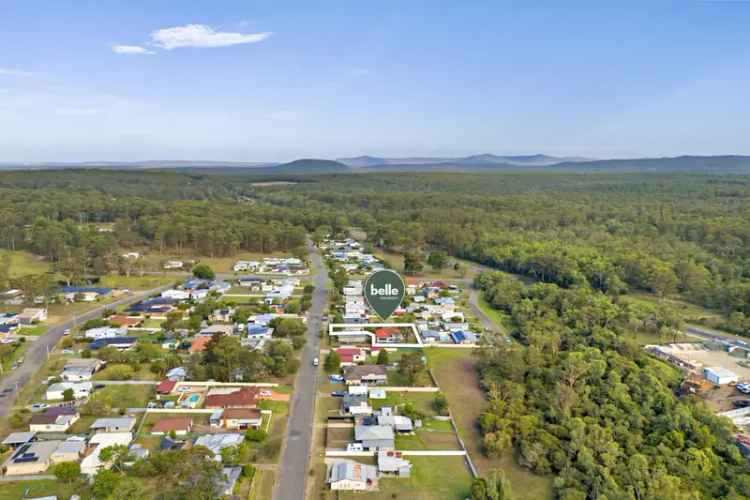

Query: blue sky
[[2, 1, 750, 162]]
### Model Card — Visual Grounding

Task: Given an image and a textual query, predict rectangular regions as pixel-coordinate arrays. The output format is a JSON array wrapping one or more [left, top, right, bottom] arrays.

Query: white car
[[313, 357, 319, 367], [63, 329, 71, 336], [346, 443, 364, 452]]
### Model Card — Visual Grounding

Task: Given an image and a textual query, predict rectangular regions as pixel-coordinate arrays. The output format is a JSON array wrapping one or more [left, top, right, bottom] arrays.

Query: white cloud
[[0, 68, 33, 77], [55, 107, 103, 116], [112, 45, 154, 55], [150, 24, 271, 50]]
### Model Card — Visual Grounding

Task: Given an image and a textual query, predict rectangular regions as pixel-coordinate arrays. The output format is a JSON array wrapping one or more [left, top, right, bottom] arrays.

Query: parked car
[[331, 391, 345, 397], [329, 374, 344, 383], [63, 329, 71, 336], [733, 399, 750, 408], [737, 383, 750, 394], [313, 357, 319, 366], [346, 443, 364, 452], [31, 403, 49, 412]]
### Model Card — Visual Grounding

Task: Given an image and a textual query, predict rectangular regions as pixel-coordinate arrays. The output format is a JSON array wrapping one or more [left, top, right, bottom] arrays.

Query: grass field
[[99, 274, 178, 290], [249, 470, 276, 500], [0, 250, 51, 277], [334, 456, 472, 500], [15, 325, 47, 336], [0, 480, 78, 500], [370, 391, 437, 417], [89, 383, 154, 410], [426, 348, 553, 499]]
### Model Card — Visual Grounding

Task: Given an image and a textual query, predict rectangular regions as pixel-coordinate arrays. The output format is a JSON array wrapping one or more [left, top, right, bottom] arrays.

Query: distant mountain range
[[3, 154, 750, 174], [336, 153, 591, 168]]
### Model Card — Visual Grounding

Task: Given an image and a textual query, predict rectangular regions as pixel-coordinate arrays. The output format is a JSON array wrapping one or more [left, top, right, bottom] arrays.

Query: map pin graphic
[[364, 269, 406, 321]]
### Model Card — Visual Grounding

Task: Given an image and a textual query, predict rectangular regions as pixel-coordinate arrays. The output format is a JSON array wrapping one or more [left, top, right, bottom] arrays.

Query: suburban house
[[343, 365, 389, 386], [17, 307, 47, 325], [193, 433, 244, 461], [342, 394, 372, 416], [108, 315, 144, 328], [60, 286, 111, 303], [375, 327, 404, 343], [238, 276, 264, 289], [377, 450, 412, 477], [211, 308, 235, 323], [90, 417, 136, 433], [156, 379, 178, 395], [233, 261, 260, 272], [166, 366, 187, 381], [89, 336, 136, 350], [377, 408, 414, 433], [247, 325, 273, 340], [190, 336, 213, 353], [162, 289, 190, 301], [354, 425, 395, 450], [150, 417, 193, 436], [335, 347, 366, 367], [81, 432, 133, 475], [3, 440, 61, 475], [84, 326, 127, 340], [61, 358, 105, 381], [51, 439, 85, 464], [200, 324, 235, 337], [211, 408, 263, 430], [46, 381, 92, 400], [1, 432, 36, 449], [204, 387, 260, 409], [327, 460, 378, 491], [29, 407, 80, 432]]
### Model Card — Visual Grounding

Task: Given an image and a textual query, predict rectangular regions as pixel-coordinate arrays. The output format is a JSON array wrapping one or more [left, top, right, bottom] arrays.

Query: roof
[[377, 450, 411, 472], [91, 417, 136, 430], [89, 432, 133, 446], [194, 433, 243, 455], [59, 286, 111, 295], [156, 379, 177, 394], [204, 387, 260, 408], [151, 417, 193, 434], [90, 337, 136, 350], [108, 315, 143, 327], [354, 425, 394, 441], [2, 431, 35, 445], [221, 408, 262, 420], [7, 440, 59, 465], [344, 364, 388, 380], [328, 460, 377, 484], [705, 366, 738, 377], [190, 336, 212, 353], [53, 440, 85, 455]]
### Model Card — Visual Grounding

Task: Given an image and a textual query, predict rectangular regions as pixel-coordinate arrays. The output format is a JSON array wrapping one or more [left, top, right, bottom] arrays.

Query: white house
[[327, 460, 378, 491], [704, 366, 739, 385], [84, 326, 127, 340], [17, 308, 47, 325], [81, 432, 133, 475], [46, 381, 92, 401]]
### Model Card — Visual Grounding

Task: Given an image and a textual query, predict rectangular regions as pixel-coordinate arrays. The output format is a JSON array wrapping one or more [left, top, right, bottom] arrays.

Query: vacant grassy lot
[[370, 391, 437, 417], [0, 480, 78, 500], [427, 348, 553, 499], [333, 456, 472, 500], [395, 427, 461, 450], [89, 383, 154, 410], [16, 325, 47, 336], [99, 274, 177, 290], [0, 250, 51, 277]]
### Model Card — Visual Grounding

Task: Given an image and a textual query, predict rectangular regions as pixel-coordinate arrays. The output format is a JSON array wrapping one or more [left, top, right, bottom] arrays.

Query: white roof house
[[81, 432, 133, 475], [46, 381, 92, 401], [194, 433, 244, 461], [90, 417, 137, 433], [327, 460, 378, 491], [84, 326, 127, 340], [704, 366, 739, 385]]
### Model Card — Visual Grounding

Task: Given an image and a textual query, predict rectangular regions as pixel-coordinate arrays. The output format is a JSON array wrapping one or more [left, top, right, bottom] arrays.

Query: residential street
[[0, 284, 173, 418], [275, 240, 328, 500]]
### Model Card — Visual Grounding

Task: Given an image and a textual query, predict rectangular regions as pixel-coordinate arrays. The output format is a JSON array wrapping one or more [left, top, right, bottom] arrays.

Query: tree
[[53, 461, 81, 483], [471, 470, 513, 500], [427, 250, 448, 270], [192, 263, 215, 280], [404, 251, 424, 275], [62, 388, 74, 401], [99, 444, 130, 473], [324, 351, 341, 373], [376, 349, 389, 365], [398, 352, 425, 384], [272, 318, 306, 337], [433, 392, 449, 415], [92, 469, 121, 498], [245, 428, 267, 442]]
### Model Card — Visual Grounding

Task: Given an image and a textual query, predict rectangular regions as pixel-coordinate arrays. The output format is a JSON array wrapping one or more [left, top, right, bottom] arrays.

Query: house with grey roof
[[354, 425, 394, 450], [344, 364, 388, 386], [327, 460, 378, 491], [377, 450, 412, 477], [90, 417, 136, 433]]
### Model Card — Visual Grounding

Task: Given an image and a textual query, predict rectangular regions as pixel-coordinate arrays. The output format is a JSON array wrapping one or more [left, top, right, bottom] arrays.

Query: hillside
[[264, 158, 350, 174]]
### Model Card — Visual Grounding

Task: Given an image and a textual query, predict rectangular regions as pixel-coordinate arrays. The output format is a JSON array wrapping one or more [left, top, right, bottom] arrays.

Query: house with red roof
[[150, 417, 193, 436], [190, 336, 212, 353], [156, 379, 177, 395], [204, 387, 260, 409], [375, 327, 404, 343], [335, 347, 366, 367]]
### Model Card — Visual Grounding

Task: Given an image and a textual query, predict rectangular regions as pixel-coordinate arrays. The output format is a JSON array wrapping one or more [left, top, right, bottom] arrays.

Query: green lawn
[[395, 427, 461, 450], [335, 456, 472, 500], [99, 274, 177, 290], [249, 470, 276, 500], [16, 325, 47, 336], [87, 384, 154, 411], [0, 480, 79, 500], [370, 391, 437, 417], [427, 348, 553, 499], [0, 250, 51, 278]]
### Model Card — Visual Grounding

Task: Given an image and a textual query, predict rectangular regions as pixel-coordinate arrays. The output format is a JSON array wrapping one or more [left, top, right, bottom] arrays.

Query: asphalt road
[[275, 240, 328, 500], [0, 284, 172, 418]]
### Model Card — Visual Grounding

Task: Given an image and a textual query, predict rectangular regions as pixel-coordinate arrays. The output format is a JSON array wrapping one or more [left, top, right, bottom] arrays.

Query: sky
[[2, 1, 750, 162]]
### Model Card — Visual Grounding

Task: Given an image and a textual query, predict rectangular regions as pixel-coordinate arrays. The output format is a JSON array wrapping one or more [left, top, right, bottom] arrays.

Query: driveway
[[275, 240, 329, 500], [0, 284, 172, 418]]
